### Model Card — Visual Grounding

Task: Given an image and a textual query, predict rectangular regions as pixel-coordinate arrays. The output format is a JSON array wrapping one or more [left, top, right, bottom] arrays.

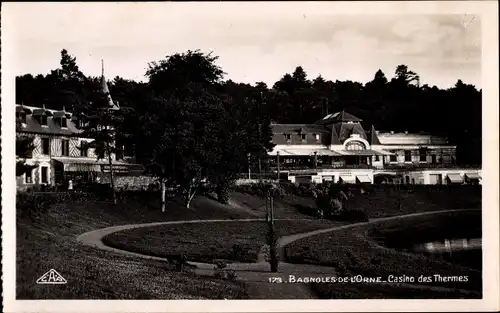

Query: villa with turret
[[268, 111, 481, 185], [15, 63, 143, 190]]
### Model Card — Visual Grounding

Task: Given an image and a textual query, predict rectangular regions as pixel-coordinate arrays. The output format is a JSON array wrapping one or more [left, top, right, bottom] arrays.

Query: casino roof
[[315, 111, 363, 125]]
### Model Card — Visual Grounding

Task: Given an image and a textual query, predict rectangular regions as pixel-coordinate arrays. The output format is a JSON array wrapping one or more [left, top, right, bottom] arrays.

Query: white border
[[2, 1, 499, 312]]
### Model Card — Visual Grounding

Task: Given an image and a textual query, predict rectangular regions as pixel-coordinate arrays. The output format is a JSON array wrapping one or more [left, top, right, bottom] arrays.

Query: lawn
[[16, 191, 257, 299], [102, 219, 344, 264], [16, 185, 482, 299], [346, 185, 482, 218], [284, 210, 482, 299], [235, 184, 482, 219]]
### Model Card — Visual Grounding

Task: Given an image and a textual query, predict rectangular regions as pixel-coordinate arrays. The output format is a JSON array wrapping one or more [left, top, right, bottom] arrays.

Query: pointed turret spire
[[370, 124, 381, 145], [100, 59, 119, 110]]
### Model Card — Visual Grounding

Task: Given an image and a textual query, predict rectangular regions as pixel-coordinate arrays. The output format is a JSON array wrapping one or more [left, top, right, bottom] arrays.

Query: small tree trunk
[[268, 195, 279, 272], [106, 142, 117, 205], [160, 178, 166, 212], [184, 183, 197, 209]]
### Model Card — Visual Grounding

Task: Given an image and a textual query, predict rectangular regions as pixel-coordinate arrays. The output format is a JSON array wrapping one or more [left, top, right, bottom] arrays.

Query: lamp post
[[276, 151, 280, 181], [266, 182, 279, 272]]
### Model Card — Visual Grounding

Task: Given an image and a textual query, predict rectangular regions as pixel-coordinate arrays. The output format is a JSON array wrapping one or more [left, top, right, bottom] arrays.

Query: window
[[404, 150, 412, 162], [419, 148, 427, 162], [390, 152, 397, 162], [346, 141, 365, 151], [80, 142, 89, 157], [374, 155, 380, 162], [431, 155, 437, 164], [61, 140, 70, 156], [41, 167, 48, 184], [40, 115, 48, 126], [284, 134, 291, 142], [42, 138, 50, 155], [300, 134, 306, 141], [60, 117, 67, 128], [314, 134, 320, 141], [25, 170, 33, 184]]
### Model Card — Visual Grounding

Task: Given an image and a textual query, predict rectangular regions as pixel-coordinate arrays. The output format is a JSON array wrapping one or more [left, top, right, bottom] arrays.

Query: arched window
[[345, 141, 365, 151]]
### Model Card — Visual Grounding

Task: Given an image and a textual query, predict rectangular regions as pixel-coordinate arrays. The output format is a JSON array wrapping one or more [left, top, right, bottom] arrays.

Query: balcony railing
[[383, 163, 482, 170], [264, 163, 481, 172], [269, 164, 377, 171]]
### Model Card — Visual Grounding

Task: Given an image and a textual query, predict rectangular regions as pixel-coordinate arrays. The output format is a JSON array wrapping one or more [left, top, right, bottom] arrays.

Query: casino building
[[268, 111, 481, 185]]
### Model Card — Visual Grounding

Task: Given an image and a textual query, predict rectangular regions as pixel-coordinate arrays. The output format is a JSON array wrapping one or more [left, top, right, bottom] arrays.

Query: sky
[[5, 2, 481, 89]]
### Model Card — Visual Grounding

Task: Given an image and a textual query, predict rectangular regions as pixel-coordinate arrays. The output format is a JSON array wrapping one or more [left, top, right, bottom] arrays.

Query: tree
[[207, 96, 248, 204], [79, 83, 127, 205], [136, 84, 226, 210], [146, 50, 224, 93], [140, 50, 259, 209], [393, 64, 420, 86]]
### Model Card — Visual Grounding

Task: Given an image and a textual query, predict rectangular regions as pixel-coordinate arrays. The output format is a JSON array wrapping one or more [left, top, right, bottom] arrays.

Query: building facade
[[15, 104, 143, 190], [15, 63, 144, 191], [268, 111, 481, 185]]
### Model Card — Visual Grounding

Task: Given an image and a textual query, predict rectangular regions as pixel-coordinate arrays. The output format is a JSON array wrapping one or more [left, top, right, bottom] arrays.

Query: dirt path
[[76, 209, 478, 299]]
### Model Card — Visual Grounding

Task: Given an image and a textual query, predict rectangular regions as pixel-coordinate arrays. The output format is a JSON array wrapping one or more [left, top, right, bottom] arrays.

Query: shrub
[[216, 183, 231, 204]]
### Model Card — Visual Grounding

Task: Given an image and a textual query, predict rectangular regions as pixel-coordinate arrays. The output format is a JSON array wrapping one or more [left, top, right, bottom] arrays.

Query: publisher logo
[[36, 269, 67, 285]]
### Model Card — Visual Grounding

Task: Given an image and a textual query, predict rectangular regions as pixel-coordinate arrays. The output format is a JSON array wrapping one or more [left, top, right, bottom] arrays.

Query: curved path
[[77, 209, 480, 299]]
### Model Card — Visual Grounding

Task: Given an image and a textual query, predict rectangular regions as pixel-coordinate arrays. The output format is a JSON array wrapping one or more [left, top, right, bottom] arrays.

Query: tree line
[[16, 49, 482, 208]]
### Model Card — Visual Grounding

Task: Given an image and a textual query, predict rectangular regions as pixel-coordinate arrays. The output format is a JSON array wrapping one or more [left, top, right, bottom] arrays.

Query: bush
[[216, 183, 231, 204]]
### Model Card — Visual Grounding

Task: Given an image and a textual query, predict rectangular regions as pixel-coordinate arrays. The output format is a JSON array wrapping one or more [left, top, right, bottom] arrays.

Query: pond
[[369, 210, 482, 270]]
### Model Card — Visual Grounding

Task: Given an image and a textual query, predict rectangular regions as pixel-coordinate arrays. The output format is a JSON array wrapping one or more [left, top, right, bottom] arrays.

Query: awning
[[337, 150, 380, 156], [447, 173, 463, 183], [269, 149, 342, 156], [356, 175, 372, 183], [339, 175, 355, 184], [372, 150, 394, 156], [53, 157, 142, 173], [465, 173, 481, 180]]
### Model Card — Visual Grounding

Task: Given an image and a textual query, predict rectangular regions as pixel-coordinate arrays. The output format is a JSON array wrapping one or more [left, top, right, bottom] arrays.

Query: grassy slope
[[334, 185, 481, 218], [17, 185, 482, 299], [285, 210, 482, 299], [16, 193, 255, 299], [103, 219, 344, 263], [235, 185, 482, 219]]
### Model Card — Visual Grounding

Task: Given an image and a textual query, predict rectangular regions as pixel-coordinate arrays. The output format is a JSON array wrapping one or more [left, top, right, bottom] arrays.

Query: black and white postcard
[[1, 1, 499, 312]]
